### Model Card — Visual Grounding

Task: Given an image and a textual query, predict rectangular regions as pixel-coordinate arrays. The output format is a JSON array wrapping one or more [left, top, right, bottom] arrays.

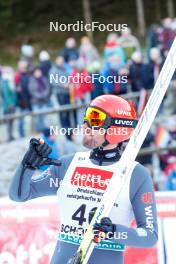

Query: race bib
[[57, 151, 137, 251]]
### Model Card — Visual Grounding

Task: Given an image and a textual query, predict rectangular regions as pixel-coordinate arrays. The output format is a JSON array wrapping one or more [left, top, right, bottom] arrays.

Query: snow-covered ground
[[0, 138, 30, 196], [0, 133, 85, 197], [0, 104, 87, 196]]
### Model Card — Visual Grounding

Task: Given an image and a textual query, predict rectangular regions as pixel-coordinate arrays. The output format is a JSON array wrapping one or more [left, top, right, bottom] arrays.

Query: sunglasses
[[84, 107, 137, 129]]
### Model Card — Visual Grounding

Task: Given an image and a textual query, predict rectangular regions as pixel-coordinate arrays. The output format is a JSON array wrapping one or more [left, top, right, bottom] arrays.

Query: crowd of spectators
[[0, 17, 176, 190]]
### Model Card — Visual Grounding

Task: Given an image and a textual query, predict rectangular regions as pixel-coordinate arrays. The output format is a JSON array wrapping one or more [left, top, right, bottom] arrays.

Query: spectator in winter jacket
[[144, 48, 163, 90], [60, 38, 79, 63], [39, 50, 52, 78], [39, 50, 52, 106], [49, 55, 71, 129], [70, 58, 92, 124], [28, 67, 50, 132], [20, 44, 35, 72], [65, 59, 77, 75], [119, 28, 141, 61], [104, 33, 126, 67], [146, 24, 160, 56], [15, 60, 31, 137], [0, 67, 16, 141], [102, 55, 127, 95], [71, 58, 93, 101], [159, 18, 175, 57], [149, 48, 163, 78], [129, 51, 146, 92], [79, 36, 100, 68], [87, 61, 104, 99], [118, 66, 130, 94]]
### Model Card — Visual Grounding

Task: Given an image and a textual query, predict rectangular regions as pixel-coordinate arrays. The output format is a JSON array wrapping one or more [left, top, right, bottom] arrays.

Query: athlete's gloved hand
[[22, 138, 61, 169], [93, 217, 116, 243]]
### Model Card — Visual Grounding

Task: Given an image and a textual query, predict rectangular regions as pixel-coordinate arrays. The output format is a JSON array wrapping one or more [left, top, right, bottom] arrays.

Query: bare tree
[[136, 0, 146, 37], [167, 0, 175, 18], [83, 0, 93, 41]]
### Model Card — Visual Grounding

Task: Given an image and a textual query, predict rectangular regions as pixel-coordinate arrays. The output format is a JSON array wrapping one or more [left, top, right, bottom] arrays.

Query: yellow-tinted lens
[[84, 107, 106, 127]]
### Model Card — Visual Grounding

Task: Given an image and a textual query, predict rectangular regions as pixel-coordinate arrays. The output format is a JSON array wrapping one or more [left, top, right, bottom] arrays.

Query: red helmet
[[86, 94, 137, 144]]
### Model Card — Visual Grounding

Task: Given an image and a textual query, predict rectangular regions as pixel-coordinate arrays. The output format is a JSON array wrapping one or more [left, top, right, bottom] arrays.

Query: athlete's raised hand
[[22, 138, 61, 169]]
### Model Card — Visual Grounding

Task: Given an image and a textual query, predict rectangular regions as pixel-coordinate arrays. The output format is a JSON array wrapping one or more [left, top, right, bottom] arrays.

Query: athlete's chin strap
[[99, 139, 109, 150], [90, 141, 122, 165]]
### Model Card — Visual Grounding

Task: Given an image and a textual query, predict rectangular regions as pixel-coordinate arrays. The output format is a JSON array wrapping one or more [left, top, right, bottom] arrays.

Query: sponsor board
[[0, 192, 176, 263]]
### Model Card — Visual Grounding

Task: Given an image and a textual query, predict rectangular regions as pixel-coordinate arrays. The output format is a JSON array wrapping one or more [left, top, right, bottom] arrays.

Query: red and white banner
[[0, 192, 176, 264], [0, 197, 60, 264]]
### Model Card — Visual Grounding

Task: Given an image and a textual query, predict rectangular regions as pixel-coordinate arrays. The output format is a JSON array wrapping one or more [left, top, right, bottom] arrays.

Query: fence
[[1, 85, 176, 190]]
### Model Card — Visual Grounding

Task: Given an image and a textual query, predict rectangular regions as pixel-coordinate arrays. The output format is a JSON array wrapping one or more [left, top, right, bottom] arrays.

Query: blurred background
[[0, 0, 176, 263]]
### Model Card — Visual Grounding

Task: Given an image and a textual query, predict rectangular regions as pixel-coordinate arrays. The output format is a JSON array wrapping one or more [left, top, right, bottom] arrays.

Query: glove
[[93, 217, 116, 243], [22, 138, 61, 169]]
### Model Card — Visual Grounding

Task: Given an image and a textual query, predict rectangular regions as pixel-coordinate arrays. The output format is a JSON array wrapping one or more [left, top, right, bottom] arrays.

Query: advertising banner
[[0, 192, 176, 264]]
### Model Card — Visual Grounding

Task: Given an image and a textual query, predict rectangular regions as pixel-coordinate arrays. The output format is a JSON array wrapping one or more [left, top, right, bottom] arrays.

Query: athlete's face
[[82, 123, 105, 149]]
